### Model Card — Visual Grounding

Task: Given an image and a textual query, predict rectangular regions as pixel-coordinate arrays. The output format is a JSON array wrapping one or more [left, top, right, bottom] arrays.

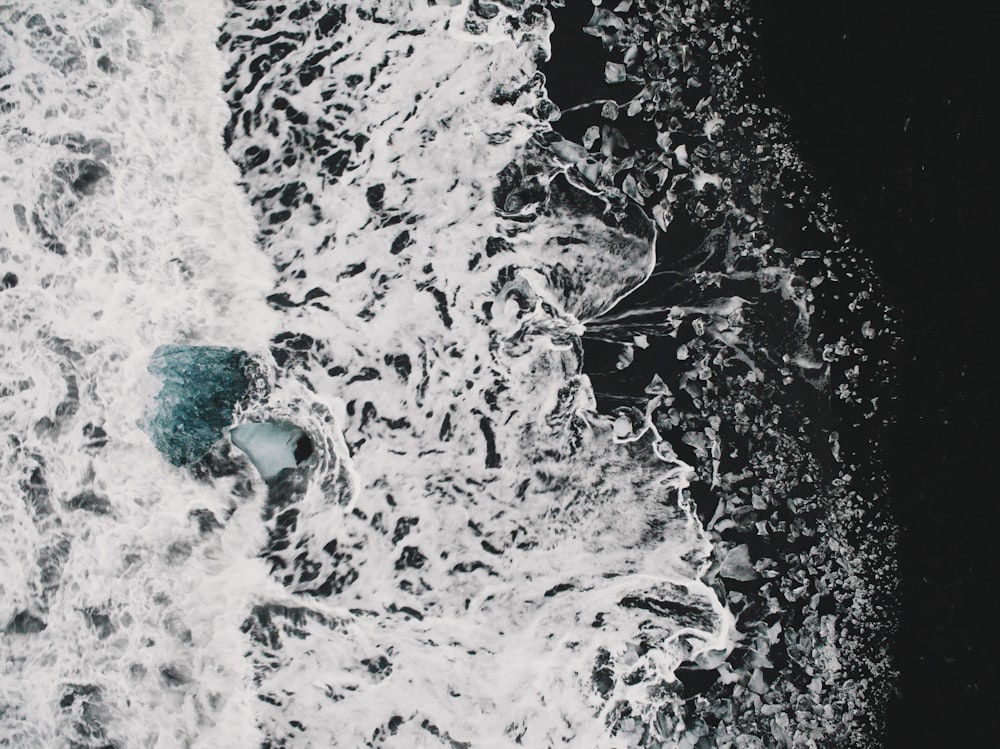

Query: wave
[[0, 1, 895, 747]]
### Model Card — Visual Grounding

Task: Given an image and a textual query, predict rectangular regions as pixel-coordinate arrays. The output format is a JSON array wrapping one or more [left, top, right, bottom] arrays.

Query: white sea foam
[[215, 1, 733, 745], [3, 1, 735, 746], [1, 1, 277, 745]]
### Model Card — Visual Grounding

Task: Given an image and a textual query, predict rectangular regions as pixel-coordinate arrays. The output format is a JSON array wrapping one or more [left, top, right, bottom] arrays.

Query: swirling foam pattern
[[0, 1, 893, 747]]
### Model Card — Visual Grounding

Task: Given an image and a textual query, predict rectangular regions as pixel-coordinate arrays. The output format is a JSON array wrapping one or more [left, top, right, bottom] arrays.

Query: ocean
[[0, 2, 896, 746]]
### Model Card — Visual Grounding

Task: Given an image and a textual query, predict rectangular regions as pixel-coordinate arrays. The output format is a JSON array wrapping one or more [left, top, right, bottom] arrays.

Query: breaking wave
[[0, 1, 895, 747]]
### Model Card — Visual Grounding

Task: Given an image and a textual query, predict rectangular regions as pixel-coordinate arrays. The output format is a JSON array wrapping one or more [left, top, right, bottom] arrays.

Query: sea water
[[0, 1, 895, 747]]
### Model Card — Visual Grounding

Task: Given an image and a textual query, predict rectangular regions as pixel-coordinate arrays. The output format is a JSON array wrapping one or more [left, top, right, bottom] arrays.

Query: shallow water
[[1, 1, 895, 747]]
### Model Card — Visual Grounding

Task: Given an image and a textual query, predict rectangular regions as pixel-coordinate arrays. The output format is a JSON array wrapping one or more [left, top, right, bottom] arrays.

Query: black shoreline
[[750, 2, 997, 746], [543, 2, 996, 746]]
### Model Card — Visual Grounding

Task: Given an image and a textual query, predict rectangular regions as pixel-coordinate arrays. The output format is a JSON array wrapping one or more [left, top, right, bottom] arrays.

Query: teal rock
[[145, 345, 257, 466]]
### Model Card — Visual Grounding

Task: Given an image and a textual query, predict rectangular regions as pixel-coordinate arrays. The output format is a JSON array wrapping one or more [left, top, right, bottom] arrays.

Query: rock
[[144, 345, 259, 466]]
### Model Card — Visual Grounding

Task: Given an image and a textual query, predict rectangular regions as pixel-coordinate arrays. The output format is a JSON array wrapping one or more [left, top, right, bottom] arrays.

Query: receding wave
[[0, 1, 895, 747]]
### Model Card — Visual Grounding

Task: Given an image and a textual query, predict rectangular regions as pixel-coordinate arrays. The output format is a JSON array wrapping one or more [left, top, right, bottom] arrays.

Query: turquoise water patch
[[145, 345, 258, 466]]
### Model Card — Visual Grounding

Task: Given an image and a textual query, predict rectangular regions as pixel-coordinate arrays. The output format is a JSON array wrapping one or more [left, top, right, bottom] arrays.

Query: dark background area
[[748, 1, 998, 745], [544, 1, 997, 745]]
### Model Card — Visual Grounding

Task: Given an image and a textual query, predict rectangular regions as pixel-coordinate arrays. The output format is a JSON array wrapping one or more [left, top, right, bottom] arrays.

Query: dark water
[[546, 0, 998, 741], [542, 1, 899, 745], [748, 2, 999, 746]]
